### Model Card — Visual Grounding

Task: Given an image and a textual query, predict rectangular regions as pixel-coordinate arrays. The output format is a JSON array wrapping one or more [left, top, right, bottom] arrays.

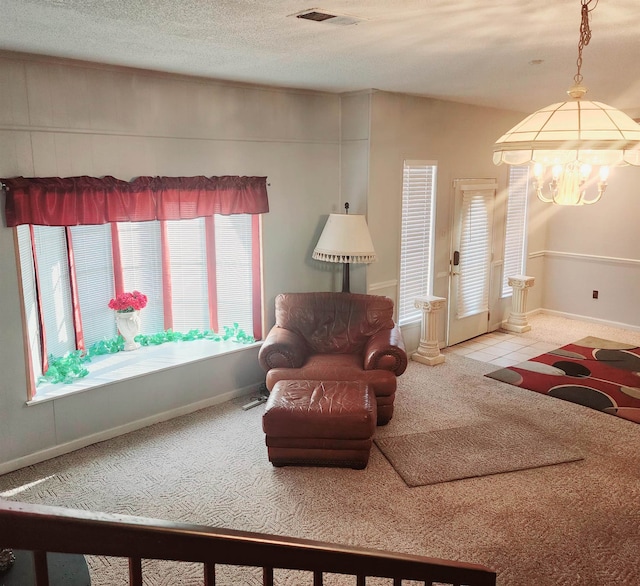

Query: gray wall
[[364, 91, 531, 348], [0, 53, 341, 472], [539, 167, 640, 327], [1, 52, 638, 473]]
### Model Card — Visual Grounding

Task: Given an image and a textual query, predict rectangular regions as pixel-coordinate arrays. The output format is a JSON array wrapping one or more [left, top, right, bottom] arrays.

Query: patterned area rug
[[374, 422, 583, 487], [486, 336, 640, 424]]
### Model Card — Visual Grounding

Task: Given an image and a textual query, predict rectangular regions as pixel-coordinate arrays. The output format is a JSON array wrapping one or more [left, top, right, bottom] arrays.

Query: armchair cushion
[[274, 292, 395, 355]]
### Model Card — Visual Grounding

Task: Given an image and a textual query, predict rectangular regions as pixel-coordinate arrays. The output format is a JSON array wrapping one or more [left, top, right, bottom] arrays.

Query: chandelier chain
[[574, 0, 598, 85]]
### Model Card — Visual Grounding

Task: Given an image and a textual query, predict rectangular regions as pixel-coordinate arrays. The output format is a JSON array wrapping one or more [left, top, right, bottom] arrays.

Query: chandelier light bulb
[[579, 164, 592, 179], [534, 163, 543, 179]]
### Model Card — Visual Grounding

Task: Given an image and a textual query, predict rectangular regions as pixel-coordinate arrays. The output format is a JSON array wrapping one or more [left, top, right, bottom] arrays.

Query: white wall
[[0, 53, 341, 472]]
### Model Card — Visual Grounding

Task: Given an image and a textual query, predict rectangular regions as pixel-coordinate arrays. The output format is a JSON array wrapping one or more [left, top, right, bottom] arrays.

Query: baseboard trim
[[538, 308, 640, 333], [0, 384, 258, 476]]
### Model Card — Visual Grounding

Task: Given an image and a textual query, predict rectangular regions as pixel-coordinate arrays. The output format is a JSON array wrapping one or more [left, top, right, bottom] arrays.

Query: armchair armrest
[[363, 325, 408, 375], [258, 326, 309, 371]]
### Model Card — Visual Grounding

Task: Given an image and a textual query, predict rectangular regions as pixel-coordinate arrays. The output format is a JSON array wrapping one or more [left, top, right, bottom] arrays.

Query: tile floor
[[445, 330, 560, 368]]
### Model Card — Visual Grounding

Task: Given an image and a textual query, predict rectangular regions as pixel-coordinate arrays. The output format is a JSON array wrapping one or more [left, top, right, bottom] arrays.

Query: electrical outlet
[[592, 290, 599, 299]]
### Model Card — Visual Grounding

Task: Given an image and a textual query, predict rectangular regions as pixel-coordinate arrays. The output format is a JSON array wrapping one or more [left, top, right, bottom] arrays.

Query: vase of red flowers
[[108, 291, 148, 351]]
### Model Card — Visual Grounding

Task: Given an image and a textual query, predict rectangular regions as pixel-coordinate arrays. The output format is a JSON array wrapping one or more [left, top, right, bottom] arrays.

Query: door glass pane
[[456, 191, 490, 319]]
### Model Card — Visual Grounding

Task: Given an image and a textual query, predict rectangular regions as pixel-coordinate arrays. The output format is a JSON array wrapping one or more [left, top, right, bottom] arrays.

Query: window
[[5, 174, 269, 400], [17, 215, 261, 394], [501, 165, 530, 297], [398, 160, 437, 326]]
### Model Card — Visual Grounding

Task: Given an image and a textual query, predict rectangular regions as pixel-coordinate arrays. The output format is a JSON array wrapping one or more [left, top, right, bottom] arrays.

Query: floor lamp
[[312, 203, 377, 293]]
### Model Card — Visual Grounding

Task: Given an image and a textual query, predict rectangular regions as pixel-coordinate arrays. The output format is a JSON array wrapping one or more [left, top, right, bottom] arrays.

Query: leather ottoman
[[262, 380, 377, 469]]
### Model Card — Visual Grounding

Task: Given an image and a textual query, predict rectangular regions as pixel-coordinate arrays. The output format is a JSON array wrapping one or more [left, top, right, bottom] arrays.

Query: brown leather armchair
[[258, 292, 408, 425]]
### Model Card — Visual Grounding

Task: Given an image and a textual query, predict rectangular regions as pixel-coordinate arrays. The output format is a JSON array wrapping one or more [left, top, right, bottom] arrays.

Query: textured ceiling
[[1, 0, 640, 114]]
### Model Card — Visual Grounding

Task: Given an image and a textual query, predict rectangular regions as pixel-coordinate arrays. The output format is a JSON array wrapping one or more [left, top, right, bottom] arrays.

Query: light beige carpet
[[375, 422, 583, 487], [1, 314, 639, 585]]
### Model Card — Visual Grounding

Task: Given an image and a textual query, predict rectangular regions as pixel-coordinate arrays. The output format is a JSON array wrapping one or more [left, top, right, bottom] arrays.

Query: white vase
[[115, 310, 141, 351]]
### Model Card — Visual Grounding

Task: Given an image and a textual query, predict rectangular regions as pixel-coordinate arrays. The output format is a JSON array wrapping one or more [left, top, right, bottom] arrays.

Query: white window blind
[[71, 224, 117, 347], [215, 215, 253, 333], [456, 190, 491, 319], [32, 226, 76, 358], [17, 225, 43, 380], [502, 165, 530, 297], [166, 218, 211, 332], [398, 161, 437, 326], [118, 221, 165, 335]]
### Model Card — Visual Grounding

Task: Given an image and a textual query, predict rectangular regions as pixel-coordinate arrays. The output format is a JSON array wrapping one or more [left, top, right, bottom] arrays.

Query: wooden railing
[[0, 499, 497, 586]]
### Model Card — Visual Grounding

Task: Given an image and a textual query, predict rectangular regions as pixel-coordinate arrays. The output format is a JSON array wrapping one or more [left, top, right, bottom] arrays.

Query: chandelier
[[493, 0, 640, 206]]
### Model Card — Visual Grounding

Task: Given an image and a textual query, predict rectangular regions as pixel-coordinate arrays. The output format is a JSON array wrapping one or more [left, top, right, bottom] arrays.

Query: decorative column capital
[[414, 295, 447, 313], [507, 275, 535, 289]]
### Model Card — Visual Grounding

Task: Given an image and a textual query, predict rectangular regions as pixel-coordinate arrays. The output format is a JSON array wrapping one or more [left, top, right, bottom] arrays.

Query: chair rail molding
[[529, 250, 640, 267], [368, 279, 398, 292]]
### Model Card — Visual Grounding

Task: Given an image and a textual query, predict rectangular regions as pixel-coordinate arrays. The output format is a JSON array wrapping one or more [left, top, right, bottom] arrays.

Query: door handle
[[453, 250, 460, 266]]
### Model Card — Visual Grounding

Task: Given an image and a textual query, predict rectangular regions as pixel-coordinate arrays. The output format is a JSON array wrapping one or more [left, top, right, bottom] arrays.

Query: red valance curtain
[[3, 175, 269, 227]]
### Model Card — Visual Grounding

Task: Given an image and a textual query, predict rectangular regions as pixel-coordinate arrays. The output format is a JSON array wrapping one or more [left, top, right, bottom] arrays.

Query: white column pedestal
[[503, 275, 535, 333], [412, 295, 446, 366]]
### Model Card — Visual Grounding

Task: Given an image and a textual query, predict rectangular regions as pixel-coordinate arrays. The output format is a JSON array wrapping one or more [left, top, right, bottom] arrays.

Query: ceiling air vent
[[292, 9, 365, 26], [297, 11, 336, 22]]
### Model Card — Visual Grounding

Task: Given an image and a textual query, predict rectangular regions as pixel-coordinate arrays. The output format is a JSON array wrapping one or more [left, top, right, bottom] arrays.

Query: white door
[[447, 179, 497, 346]]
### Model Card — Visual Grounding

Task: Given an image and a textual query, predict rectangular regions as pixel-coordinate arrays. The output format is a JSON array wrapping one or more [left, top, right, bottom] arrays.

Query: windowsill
[[28, 339, 261, 405]]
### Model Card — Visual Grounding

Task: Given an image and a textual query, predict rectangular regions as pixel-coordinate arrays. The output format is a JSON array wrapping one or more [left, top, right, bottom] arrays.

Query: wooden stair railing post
[[204, 562, 216, 585], [263, 565, 274, 586], [34, 550, 50, 586], [129, 556, 143, 586]]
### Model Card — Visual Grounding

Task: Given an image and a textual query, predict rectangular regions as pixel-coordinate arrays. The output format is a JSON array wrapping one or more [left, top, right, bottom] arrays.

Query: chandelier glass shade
[[493, 1, 640, 206]]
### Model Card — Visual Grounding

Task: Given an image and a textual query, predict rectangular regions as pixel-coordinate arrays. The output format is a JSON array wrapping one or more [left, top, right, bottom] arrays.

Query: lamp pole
[[342, 202, 350, 293]]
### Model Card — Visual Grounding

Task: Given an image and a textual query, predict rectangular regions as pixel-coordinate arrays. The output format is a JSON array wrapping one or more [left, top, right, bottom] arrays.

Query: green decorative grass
[[39, 324, 254, 385]]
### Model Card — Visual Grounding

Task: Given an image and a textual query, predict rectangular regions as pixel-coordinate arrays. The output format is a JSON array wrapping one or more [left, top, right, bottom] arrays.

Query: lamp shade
[[312, 213, 377, 264]]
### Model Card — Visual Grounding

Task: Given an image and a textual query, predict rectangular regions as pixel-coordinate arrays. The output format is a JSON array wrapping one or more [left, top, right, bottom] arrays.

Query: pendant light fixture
[[493, 0, 640, 206]]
